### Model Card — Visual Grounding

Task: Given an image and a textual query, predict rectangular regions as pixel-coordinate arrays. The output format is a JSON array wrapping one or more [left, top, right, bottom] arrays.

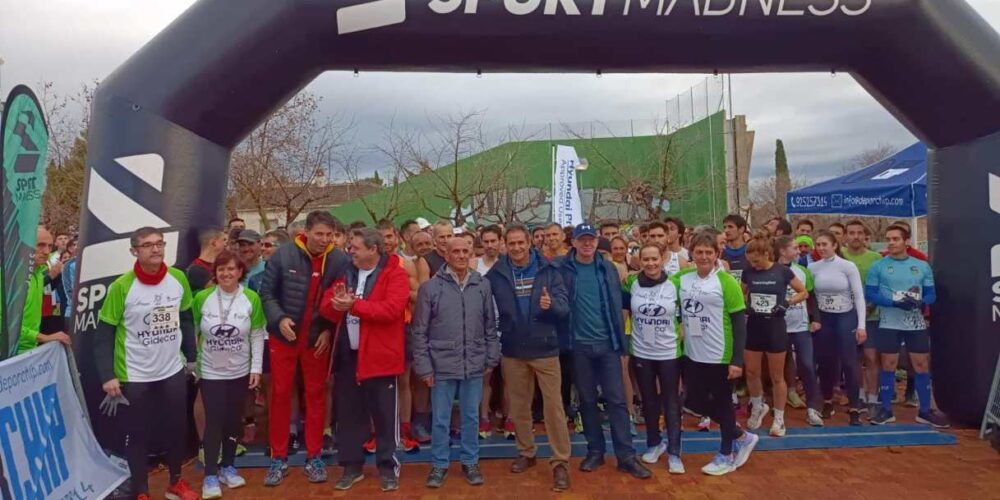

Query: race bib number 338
[[151, 306, 179, 331]]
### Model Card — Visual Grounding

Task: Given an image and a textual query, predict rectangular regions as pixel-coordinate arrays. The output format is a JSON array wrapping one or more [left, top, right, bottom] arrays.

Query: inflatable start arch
[[75, 0, 1000, 448]]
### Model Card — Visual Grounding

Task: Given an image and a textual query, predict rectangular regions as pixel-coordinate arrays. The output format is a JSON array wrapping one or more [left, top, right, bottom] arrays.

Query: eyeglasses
[[262, 242, 275, 248], [134, 242, 167, 250]]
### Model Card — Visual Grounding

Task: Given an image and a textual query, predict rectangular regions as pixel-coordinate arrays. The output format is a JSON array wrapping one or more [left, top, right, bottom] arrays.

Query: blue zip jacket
[[554, 250, 627, 354], [486, 250, 569, 360]]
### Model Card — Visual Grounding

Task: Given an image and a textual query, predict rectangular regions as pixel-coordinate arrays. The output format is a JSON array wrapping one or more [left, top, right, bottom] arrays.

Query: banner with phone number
[[0, 342, 128, 500]]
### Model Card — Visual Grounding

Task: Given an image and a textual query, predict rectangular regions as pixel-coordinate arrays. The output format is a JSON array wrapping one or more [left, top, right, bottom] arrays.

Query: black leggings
[[631, 357, 682, 455], [683, 359, 743, 455], [122, 370, 187, 494], [201, 376, 249, 475]]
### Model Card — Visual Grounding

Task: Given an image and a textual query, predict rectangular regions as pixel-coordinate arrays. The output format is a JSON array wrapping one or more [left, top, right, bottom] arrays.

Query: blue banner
[[0, 343, 127, 499]]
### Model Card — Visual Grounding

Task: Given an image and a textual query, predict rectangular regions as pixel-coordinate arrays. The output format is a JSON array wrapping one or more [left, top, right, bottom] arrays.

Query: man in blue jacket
[[556, 224, 651, 479], [485, 225, 571, 491]]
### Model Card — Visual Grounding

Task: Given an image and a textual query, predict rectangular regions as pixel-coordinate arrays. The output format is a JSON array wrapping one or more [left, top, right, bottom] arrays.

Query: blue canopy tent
[[786, 142, 927, 241]]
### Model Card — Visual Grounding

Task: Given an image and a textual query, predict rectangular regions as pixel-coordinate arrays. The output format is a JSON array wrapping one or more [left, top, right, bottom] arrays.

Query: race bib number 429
[[750, 293, 777, 314]]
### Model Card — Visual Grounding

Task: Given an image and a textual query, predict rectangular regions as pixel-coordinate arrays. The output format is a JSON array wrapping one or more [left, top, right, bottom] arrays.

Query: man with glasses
[[262, 230, 290, 261], [94, 227, 199, 500]]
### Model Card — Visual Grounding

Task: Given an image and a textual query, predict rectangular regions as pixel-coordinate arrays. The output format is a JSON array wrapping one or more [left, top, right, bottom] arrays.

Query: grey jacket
[[411, 267, 500, 381]]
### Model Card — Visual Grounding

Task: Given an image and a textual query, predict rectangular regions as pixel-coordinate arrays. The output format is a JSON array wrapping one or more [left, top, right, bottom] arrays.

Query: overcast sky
[[2, 0, 999, 183]]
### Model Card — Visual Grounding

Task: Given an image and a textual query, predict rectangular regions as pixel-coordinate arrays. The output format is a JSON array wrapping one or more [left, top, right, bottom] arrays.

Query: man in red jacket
[[321, 227, 409, 492]]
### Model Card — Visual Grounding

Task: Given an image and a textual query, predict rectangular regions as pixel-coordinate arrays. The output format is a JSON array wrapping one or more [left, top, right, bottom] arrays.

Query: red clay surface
[[148, 404, 1000, 500]]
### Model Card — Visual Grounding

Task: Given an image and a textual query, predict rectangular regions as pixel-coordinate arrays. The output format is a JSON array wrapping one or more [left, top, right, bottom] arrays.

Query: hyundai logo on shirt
[[638, 303, 667, 317]]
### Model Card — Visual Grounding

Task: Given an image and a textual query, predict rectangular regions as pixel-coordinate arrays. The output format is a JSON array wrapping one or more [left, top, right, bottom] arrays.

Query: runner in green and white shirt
[[94, 227, 199, 500], [671, 231, 757, 477], [191, 250, 265, 498]]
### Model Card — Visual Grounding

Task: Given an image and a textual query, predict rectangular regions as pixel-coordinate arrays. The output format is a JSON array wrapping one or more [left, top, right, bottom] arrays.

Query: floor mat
[[231, 424, 956, 467]]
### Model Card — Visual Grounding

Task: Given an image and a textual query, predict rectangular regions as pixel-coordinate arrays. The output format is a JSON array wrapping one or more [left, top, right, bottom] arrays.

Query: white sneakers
[[747, 402, 770, 430], [641, 442, 668, 464], [667, 455, 686, 474], [769, 415, 786, 437], [733, 431, 759, 469], [701, 454, 736, 476], [806, 408, 825, 427]]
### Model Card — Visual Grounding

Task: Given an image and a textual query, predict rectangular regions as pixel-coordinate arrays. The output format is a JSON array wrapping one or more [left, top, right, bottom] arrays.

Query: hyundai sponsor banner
[[0, 343, 127, 500], [551, 145, 583, 227]]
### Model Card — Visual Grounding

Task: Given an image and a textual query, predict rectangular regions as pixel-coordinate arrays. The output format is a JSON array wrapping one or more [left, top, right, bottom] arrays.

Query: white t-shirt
[[98, 268, 193, 383], [193, 285, 266, 380], [672, 268, 745, 365], [785, 263, 813, 333], [629, 278, 681, 360], [663, 251, 682, 277], [347, 268, 374, 350]]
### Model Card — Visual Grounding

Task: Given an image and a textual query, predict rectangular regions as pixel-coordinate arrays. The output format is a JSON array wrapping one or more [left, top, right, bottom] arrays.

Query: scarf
[[638, 271, 668, 288], [134, 261, 168, 285]]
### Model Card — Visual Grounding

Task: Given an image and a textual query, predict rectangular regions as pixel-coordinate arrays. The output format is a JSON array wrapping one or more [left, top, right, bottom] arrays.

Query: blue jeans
[[815, 311, 861, 409], [788, 330, 821, 411], [572, 342, 635, 461], [430, 377, 483, 469]]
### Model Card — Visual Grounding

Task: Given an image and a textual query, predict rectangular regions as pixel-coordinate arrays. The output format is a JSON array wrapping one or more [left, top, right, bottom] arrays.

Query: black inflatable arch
[[77, 0, 1000, 445]]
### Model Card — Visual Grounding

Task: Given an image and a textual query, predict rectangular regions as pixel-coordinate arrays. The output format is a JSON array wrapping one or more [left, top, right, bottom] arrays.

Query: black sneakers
[[462, 464, 485, 485]]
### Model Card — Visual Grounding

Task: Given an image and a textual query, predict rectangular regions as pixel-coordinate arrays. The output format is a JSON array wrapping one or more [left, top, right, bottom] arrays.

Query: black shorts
[[875, 328, 930, 354], [862, 320, 879, 350], [746, 316, 787, 354]]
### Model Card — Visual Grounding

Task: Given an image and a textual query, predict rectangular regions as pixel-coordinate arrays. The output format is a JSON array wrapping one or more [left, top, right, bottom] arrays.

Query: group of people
[[16, 209, 948, 500]]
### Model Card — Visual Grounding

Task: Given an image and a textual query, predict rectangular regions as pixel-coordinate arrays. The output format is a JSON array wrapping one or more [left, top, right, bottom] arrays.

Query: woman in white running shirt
[[624, 244, 684, 474], [193, 250, 265, 499], [673, 233, 758, 476], [808, 230, 867, 426]]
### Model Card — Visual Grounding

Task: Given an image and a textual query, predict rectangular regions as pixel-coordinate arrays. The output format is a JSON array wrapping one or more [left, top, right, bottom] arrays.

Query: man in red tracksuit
[[260, 211, 349, 486], [320, 227, 409, 492]]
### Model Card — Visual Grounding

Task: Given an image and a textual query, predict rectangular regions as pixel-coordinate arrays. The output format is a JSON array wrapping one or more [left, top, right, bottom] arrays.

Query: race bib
[[818, 293, 851, 312], [689, 316, 711, 338], [892, 290, 922, 302], [750, 293, 777, 314], [786, 288, 804, 309], [150, 305, 180, 331], [730, 269, 743, 282]]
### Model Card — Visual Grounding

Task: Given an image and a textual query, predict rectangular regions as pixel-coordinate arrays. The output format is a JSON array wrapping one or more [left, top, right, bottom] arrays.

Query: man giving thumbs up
[[483, 225, 572, 492]]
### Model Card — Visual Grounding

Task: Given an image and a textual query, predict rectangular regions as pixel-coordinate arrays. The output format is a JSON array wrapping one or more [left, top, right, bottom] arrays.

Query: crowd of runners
[[16, 210, 949, 499]]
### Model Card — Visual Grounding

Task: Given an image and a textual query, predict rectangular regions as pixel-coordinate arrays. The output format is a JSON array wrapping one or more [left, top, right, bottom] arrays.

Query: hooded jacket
[[260, 235, 348, 347], [485, 249, 569, 360]]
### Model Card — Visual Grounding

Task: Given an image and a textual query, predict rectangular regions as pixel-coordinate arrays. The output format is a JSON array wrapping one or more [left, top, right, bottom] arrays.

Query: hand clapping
[[332, 283, 356, 311]]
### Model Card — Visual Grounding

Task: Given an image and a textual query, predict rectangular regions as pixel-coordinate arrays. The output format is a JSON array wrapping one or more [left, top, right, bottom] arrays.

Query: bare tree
[[337, 142, 409, 223], [380, 110, 532, 226], [748, 174, 809, 225], [842, 142, 897, 173], [37, 81, 97, 234], [228, 92, 355, 230], [565, 119, 706, 222]]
